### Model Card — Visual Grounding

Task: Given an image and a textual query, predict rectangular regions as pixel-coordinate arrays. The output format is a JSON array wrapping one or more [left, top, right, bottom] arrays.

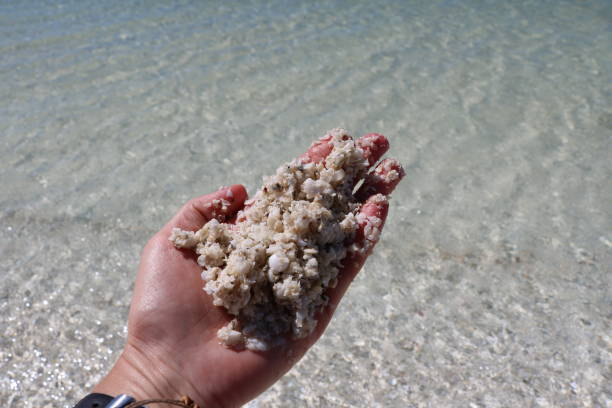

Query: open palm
[[94, 133, 403, 407]]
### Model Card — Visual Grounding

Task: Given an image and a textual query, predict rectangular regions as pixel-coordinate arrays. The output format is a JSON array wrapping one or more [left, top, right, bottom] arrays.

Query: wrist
[[93, 342, 203, 407]]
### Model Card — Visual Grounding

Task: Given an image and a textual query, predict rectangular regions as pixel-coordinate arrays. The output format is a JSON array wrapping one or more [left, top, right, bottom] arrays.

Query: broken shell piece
[[268, 253, 289, 273]]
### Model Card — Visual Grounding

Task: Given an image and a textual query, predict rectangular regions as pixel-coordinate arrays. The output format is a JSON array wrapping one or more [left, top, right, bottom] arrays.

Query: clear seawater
[[1, 1, 611, 407]]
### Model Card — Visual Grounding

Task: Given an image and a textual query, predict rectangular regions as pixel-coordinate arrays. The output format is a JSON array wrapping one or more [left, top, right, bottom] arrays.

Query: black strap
[[73, 393, 114, 408]]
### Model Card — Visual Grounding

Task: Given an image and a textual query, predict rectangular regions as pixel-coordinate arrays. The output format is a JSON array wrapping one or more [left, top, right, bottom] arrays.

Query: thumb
[[164, 184, 248, 233]]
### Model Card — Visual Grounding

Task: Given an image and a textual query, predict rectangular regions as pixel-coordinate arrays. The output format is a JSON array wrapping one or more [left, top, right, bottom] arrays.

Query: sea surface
[[1, 1, 611, 407]]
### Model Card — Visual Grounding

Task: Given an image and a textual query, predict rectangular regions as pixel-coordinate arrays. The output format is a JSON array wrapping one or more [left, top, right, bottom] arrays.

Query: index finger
[[299, 129, 390, 170], [298, 129, 350, 164]]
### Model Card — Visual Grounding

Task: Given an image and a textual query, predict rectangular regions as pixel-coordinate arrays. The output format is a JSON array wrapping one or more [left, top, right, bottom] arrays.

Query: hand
[[93, 133, 404, 407]]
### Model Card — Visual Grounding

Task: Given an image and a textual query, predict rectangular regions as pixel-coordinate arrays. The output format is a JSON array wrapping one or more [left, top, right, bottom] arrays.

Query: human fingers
[[355, 158, 405, 202], [327, 158, 403, 305], [313, 194, 390, 335], [298, 131, 349, 164], [353, 194, 390, 260], [163, 184, 248, 233], [356, 132, 389, 167], [299, 130, 389, 171]]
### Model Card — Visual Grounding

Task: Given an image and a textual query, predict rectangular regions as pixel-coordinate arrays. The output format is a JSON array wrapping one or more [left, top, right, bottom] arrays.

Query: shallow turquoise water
[[1, 1, 611, 406]]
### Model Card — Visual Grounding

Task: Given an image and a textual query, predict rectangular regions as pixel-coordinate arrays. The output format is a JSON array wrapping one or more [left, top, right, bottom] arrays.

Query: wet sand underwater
[[1, 1, 611, 406]]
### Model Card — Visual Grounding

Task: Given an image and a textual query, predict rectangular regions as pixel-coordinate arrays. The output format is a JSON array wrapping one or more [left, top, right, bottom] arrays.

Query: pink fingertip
[[374, 158, 405, 179], [357, 133, 390, 166], [220, 184, 247, 204], [299, 135, 333, 164], [300, 131, 353, 164], [355, 158, 404, 201], [360, 194, 389, 218], [351, 194, 389, 253]]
